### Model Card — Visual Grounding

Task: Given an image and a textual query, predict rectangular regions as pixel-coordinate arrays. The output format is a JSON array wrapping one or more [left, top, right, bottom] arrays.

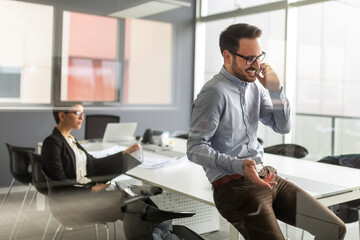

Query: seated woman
[[41, 102, 140, 222]]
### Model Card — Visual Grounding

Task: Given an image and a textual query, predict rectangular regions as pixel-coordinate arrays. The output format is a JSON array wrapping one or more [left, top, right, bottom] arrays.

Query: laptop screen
[[102, 122, 137, 143]]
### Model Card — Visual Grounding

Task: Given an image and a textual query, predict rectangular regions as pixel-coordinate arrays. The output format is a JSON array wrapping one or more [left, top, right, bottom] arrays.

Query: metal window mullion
[[52, 5, 64, 106], [117, 19, 126, 105]]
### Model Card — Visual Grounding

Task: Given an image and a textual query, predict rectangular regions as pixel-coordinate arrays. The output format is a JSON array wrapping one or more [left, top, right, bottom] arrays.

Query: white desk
[[125, 140, 360, 240], [78, 139, 360, 239], [127, 146, 360, 207], [264, 154, 360, 207]]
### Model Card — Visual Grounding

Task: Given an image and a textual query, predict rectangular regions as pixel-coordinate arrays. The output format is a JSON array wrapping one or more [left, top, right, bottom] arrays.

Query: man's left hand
[[243, 159, 277, 188]]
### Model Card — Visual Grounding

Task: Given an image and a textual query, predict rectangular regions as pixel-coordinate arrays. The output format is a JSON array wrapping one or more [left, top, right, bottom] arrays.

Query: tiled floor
[[0, 190, 359, 240]]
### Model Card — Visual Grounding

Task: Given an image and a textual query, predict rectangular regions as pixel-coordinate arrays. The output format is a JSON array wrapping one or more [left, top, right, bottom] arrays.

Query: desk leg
[[230, 224, 240, 240]]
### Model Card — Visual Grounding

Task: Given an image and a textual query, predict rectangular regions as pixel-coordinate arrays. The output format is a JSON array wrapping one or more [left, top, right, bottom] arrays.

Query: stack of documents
[[83, 142, 186, 169], [140, 150, 187, 169], [87, 145, 126, 158]]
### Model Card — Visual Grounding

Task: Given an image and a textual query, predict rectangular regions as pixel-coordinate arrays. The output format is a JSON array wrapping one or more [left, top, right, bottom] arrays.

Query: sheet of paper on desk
[[88, 145, 126, 158], [139, 151, 186, 169]]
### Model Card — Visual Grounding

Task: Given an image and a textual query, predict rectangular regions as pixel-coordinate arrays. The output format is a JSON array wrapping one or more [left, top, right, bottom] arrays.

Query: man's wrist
[[269, 85, 282, 92]]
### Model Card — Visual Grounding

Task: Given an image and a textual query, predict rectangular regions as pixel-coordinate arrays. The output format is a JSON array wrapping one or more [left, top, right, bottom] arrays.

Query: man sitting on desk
[[187, 23, 346, 240]]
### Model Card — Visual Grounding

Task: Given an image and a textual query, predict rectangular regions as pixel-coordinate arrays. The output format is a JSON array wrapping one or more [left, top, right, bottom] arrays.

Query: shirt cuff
[[269, 86, 285, 102], [232, 158, 244, 176]]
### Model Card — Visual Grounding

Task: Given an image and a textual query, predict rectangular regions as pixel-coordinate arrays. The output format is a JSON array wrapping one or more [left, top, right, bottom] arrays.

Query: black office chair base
[[173, 225, 206, 240], [121, 184, 206, 240]]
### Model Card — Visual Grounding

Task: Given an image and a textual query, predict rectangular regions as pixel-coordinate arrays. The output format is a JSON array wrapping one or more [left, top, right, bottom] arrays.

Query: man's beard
[[231, 60, 257, 83]]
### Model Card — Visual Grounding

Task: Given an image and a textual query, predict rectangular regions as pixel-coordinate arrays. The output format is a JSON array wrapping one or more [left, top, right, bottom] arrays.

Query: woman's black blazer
[[41, 127, 125, 187]]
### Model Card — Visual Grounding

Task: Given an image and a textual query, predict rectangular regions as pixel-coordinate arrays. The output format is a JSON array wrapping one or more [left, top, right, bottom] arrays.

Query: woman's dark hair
[[219, 23, 262, 55], [52, 102, 83, 124]]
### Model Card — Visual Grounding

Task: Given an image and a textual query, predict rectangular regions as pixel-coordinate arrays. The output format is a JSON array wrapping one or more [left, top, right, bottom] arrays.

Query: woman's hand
[[122, 144, 140, 154], [91, 183, 110, 192]]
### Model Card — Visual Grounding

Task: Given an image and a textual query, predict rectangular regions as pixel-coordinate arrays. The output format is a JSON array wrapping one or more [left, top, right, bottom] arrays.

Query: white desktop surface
[[125, 146, 360, 240], [264, 153, 360, 190], [57, 138, 360, 207], [125, 138, 360, 204], [127, 159, 214, 205], [76, 139, 360, 240], [126, 152, 360, 205]]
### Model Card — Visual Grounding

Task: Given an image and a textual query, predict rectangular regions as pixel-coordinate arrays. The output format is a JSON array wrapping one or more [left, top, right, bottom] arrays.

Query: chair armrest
[[116, 182, 162, 197]]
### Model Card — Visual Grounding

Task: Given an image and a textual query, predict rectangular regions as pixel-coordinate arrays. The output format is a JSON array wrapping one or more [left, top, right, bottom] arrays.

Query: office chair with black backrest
[[28, 152, 51, 240], [43, 172, 117, 240], [1, 143, 35, 239], [119, 183, 206, 240], [85, 114, 120, 140], [263, 143, 308, 159], [41, 152, 141, 240], [29, 152, 47, 196], [12, 152, 49, 239]]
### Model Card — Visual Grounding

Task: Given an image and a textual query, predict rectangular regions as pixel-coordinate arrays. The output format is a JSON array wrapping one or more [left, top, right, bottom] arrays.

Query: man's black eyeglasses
[[66, 111, 85, 119], [230, 51, 266, 65]]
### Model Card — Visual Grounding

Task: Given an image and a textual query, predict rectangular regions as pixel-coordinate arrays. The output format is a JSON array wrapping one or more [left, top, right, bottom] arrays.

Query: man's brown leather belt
[[212, 174, 244, 188]]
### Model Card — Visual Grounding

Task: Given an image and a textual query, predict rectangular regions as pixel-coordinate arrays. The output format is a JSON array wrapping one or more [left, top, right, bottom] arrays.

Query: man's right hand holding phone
[[256, 63, 281, 92]]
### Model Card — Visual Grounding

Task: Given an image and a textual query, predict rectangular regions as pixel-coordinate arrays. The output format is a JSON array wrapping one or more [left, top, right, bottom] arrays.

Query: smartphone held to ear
[[256, 66, 263, 75]]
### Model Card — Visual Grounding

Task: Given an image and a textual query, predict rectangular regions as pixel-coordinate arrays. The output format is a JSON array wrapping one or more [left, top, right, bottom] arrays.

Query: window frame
[[194, 0, 357, 155], [0, 0, 180, 110]]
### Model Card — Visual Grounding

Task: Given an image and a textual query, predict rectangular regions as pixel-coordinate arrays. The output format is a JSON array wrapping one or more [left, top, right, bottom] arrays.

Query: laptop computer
[[102, 122, 137, 143]]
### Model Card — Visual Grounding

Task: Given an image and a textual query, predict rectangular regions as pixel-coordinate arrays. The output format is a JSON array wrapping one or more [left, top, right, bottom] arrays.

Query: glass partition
[[198, 9, 286, 147], [294, 115, 332, 161], [0, 0, 53, 104], [123, 18, 172, 104], [201, 0, 282, 17], [335, 118, 360, 155], [61, 11, 118, 102]]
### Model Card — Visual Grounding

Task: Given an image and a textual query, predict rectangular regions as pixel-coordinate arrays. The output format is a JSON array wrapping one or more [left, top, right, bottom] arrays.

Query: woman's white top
[[65, 135, 92, 184]]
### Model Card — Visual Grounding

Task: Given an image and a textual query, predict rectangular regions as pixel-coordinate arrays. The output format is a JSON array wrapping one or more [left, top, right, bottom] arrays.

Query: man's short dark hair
[[219, 23, 262, 55], [52, 102, 83, 124]]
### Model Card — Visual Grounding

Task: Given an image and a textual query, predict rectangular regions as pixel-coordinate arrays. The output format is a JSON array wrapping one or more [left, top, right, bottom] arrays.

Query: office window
[[197, 10, 285, 146], [124, 18, 172, 104], [294, 1, 360, 159], [0, 67, 21, 98], [201, 0, 280, 17], [61, 13, 173, 105], [295, 115, 332, 160], [0, 0, 53, 104], [61, 11, 118, 102], [199, 10, 285, 90], [335, 118, 360, 155]]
